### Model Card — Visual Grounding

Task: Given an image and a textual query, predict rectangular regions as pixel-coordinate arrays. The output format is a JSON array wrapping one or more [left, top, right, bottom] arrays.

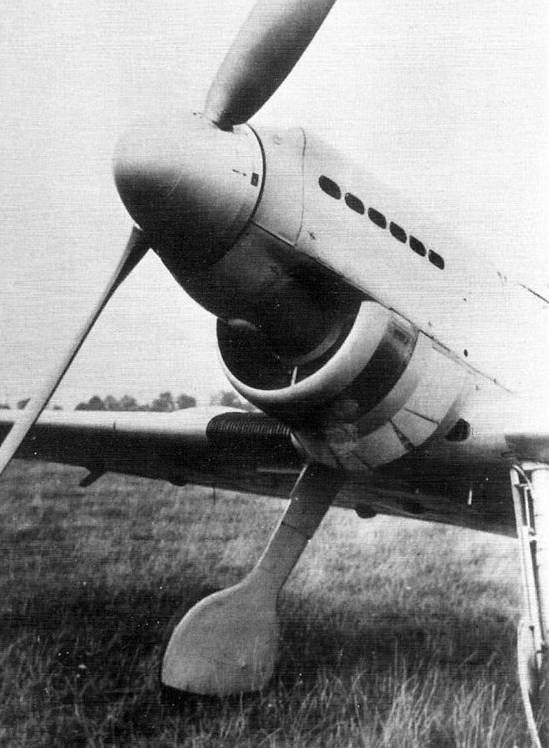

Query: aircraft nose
[[113, 111, 263, 270]]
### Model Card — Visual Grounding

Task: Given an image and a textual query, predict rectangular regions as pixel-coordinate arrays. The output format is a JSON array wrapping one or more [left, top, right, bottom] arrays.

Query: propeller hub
[[113, 111, 263, 271]]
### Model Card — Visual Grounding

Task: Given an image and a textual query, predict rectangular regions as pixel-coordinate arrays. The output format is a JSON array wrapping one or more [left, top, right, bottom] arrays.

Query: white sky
[[0, 0, 547, 408]]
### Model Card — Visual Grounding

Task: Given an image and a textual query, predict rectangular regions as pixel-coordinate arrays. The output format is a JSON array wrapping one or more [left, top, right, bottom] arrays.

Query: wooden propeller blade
[[204, 0, 337, 128], [0, 226, 148, 477]]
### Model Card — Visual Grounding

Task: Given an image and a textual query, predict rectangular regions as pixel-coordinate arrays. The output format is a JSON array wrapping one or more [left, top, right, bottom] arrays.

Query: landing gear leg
[[511, 463, 549, 748], [161, 463, 343, 696]]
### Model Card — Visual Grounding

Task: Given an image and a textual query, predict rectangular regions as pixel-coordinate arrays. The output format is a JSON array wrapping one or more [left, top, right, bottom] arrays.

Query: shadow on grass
[[0, 573, 517, 745], [1, 580, 220, 740], [276, 589, 516, 696]]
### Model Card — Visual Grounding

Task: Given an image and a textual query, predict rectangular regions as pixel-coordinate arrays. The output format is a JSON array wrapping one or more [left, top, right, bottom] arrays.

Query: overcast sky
[[0, 0, 547, 407]]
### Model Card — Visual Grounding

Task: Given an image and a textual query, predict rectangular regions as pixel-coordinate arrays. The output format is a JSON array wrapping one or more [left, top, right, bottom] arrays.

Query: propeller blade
[[0, 226, 148, 477], [204, 0, 337, 129]]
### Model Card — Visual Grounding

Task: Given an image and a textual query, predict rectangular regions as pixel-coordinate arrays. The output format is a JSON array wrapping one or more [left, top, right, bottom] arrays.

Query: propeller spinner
[[113, 112, 263, 272], [0, 0, 337, 477]]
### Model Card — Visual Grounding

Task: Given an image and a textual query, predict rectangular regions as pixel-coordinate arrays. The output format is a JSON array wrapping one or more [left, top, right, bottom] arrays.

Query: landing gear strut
[[161, 463, 343, 695], [511, 463, 549, 748]]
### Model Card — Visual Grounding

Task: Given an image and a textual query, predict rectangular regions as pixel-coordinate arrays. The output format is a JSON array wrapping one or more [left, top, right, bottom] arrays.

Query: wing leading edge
[[0, 406, 525, 536], [0, 407, 302, 497]]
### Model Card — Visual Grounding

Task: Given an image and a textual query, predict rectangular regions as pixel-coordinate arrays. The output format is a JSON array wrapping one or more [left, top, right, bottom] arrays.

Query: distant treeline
[[0, 390, 255, 413], [75, 392, 195, 412]]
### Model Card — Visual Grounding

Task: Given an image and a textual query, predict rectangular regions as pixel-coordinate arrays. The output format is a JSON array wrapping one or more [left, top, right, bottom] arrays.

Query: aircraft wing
[[0, 406, 518, 536], [0, 407, 303, 498]]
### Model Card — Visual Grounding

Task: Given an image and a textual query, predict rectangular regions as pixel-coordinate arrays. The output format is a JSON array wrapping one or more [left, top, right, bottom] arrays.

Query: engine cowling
[[218, 300, 470, 472]]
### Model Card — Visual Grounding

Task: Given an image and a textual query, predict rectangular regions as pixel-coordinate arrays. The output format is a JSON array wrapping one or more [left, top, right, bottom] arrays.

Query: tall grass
[[0, 461, 528, 746]]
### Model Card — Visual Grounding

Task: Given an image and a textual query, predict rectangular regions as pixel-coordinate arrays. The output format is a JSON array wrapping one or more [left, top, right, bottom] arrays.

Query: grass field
[[0, 460, 529, 747]]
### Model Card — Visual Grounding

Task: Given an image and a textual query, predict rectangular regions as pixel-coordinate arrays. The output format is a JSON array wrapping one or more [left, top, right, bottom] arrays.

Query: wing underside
[[0, 407, 517, 536]]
